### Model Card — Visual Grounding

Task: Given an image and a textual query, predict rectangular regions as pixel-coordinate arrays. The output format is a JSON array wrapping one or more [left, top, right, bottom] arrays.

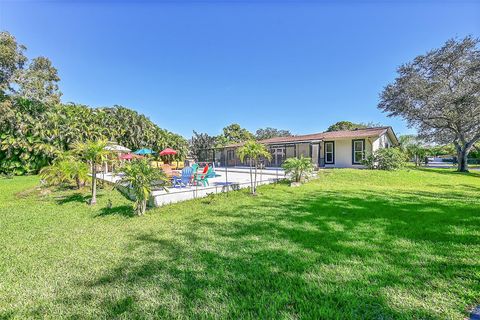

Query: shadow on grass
[[55, 192, 92, 205], [43, 176, 480, 319], [415, 167, 480, 177], [97, 205, 135, 218]]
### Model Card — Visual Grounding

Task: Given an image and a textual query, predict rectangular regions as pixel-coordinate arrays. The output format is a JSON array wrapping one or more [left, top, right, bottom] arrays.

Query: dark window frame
[[324, 141, 335, 164], [227, 150, 235, 161], [352, 139, 366, 165]]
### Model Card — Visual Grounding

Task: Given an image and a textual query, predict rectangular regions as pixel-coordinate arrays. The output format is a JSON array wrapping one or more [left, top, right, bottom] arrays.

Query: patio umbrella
[[134, 148, 155, 155], [159, 148, 177, 156], [104, 144, 131, 153], [119, 153, 143, 160]]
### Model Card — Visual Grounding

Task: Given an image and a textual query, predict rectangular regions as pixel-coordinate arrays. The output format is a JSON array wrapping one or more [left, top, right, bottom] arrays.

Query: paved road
[[425, 162, 479, 170]]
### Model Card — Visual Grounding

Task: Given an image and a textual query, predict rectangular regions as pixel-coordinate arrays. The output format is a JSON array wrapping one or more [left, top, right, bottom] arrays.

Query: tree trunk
[[76, 177, 81, 189], [249, 158, 253, 194], [139, 200, 147, 215], [457, 148, 469, 172], [90, 162, 97, 205]]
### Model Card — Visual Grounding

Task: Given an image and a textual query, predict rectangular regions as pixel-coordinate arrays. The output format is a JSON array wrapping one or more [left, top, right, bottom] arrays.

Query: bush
[[116, 159, 168, 215], [282, 156, 314, 183], [363, 148, 406, 171]]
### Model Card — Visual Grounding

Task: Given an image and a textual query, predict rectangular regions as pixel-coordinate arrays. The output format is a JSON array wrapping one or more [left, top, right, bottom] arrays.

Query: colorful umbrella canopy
[[104, 144, 131, 153], [119, 153, 143, 160], [134, 148, 155, 155], [159, 148, 177, 156]]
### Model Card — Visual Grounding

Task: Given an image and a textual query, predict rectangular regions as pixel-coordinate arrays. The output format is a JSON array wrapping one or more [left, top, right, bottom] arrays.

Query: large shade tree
[[379, 36, 480, 172], [0, 31, 27, 93]]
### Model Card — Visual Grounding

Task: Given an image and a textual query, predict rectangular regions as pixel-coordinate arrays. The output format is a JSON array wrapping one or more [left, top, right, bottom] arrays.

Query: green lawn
[[1, 169, 479, 319]]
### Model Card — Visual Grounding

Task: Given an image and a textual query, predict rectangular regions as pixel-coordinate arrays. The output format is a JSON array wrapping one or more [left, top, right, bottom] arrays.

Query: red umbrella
[[119, 153, 143, 160], [159, 148, 177, 156]]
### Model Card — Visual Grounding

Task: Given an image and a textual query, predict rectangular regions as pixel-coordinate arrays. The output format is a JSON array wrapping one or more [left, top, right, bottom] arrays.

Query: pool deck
[[98, 167, 285, 207]]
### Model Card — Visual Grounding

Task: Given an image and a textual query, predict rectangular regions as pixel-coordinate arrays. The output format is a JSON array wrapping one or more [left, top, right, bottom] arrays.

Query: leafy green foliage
[[116, 159, 168, 215], [398, 135, 430, 166], [39, 155, 89, 189], [0, 31, 27, 92], [363, 147, 406, 170], [282, 156, 314, 183], [190, 131, 217, 161], [0, 100, 189, 175], [220, 123, 254, 144], [14, 56, 62, 105], [327, 121, 367, 132], [255, 127, 292, 140]]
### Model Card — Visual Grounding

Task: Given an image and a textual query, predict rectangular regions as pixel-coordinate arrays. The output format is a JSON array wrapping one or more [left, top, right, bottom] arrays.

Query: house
[[217, 127, 398, 168]]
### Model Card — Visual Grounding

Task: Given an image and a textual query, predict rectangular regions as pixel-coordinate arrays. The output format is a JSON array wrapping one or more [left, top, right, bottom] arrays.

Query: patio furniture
[[194, 165, 211, 187], [191, 163, 199, 174], [170, 161, 185, 170], [160, 164, 179, 179], [172, 167, 193, 188], [205, 167, 216, 179], [134, 148, 156, 155]]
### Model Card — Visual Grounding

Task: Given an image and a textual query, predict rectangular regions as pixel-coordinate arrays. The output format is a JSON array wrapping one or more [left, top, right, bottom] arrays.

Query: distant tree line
[[0, 31, 188, 175]]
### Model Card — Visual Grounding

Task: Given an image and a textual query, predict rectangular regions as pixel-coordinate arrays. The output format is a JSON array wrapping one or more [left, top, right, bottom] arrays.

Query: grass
[[0, 168, 479, 319]]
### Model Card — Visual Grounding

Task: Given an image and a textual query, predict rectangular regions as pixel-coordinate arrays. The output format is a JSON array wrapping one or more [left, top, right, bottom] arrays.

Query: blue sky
[[1, 0, 479, 138]]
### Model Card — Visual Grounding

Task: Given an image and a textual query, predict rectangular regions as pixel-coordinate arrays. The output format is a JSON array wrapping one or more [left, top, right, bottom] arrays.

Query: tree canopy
[[378, 36, 480, 171], [220, 123, 254, 143], [326, 121, 378, 132], [255, 127, 292, 140], [190, 131, 217, 160]]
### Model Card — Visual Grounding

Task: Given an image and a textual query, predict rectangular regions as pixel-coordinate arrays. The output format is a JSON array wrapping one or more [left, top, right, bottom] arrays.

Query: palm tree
[[237, 140, 271, 195], [73, 139, 111, 205], [282, 156, 314, 183], [116, 159, 168, 215]]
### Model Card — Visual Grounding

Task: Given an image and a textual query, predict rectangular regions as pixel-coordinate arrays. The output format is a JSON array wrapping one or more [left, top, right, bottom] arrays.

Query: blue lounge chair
[[173, 167, 193, 188]]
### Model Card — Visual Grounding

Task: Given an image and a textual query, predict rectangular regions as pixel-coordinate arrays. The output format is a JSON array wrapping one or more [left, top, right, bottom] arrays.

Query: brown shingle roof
[[225, 127, 394, 147]]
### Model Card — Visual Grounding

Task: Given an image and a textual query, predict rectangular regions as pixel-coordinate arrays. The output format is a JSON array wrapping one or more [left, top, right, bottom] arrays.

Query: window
[[352, 139, 365, 164], [324, 141, 334, 164], [227, 150, 234, 160]]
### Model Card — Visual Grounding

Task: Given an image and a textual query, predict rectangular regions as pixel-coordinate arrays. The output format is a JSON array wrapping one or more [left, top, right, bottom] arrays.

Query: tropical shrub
[[39, 156, 89, 189], [363, 148, 406, 171], [237, 140, 271, 195], [116, 159, 168, 215], [282, 156, 314, 183]]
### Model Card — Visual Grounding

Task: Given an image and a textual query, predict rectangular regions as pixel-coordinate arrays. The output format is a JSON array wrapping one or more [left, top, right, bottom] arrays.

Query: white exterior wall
[[324, 138, 373, 168], [372, 133, 392, 152]]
